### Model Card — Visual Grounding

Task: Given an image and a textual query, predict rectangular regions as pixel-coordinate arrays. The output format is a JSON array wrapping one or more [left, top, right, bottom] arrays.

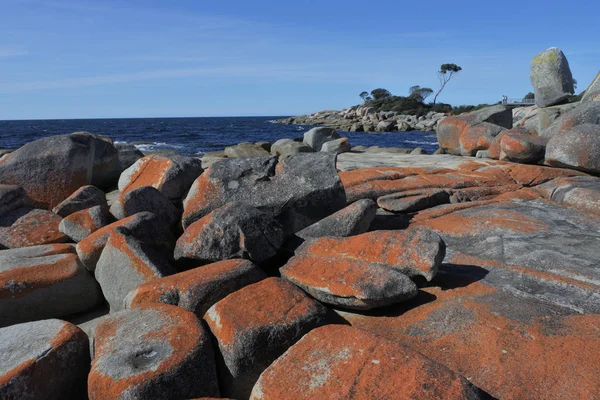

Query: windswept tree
[[370, 88, 392, 100], [359, 91, 370, 103], [523, 92, 535, 100], [409, 85, 434, 102], [432, 63, 462, 104]]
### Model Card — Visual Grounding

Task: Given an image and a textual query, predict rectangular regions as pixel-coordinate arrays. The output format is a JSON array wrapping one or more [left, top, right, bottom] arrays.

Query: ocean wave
[[133, 142, 186, 153], [401, 140, 439, 145]]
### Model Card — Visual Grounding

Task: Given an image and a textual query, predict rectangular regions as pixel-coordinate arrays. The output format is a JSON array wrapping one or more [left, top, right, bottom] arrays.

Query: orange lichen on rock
[[120, 155, 171, 194], [0, 210, 68, 249]]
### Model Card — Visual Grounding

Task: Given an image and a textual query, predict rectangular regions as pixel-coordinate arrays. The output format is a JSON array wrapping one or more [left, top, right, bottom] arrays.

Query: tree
[[524, 92, 535, 100], [409, 85, 434, 102], [359, 91, 370, 103], [370, 88, 392, 100], [432, 63, 462, 104]]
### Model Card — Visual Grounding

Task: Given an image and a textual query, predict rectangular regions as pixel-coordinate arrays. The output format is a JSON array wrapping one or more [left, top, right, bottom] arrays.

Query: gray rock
[[303, 127, 340, 151], [115, 142, 144, 172], [0, 319, 90, 400], [52, 185, 108, 217], [296, 198, 377, 239], [175, 203, 284, 263], [476, 150, 490, 158], [182, 154, 346, 234], [204, 277, 331, 399], [0, 185, 36, 218], [109, 185, 181, 228], [530, 47, 575, 107], [376, 120, 397, 132], [76, 211, 175, 272], [95, 227, 176, 312], [88, 305, 220, 399], [59, 205, 113, 242], [535, 175, 600, 215], [546, 101, 600, 138], [320, 137, 351, 154], [411, 147, 428, 155], [224, 142, 271, 158], [377, 189, 451, 212], [581, 71, 600, 103], [118, 154, 203, 202], [0, 208, 69, 249], [0, 246, 102, 327], [271, 139, 313, 157], [88, 133, 120, 190], [349, 123, 364, 132], [125, 259, 267, 317], [545, 124, 600, 174], [499, 131, 548, 164]]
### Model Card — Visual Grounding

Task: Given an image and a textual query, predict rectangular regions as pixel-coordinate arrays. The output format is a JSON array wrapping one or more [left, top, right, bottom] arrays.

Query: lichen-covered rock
[[88, 304, 219, 400], [436, 105, 512, 155], [95, 227, 176, 312], [303, 127, 340, 151], [175, 203, 283, 263], [109, 185, 181, 228], [296, 198, 376, 239], [126, 259, 267, 317], [59, 205, 113, 242], [118, 154, 203, 201], [499, 131, 548, 164], [535, 175, 600, 215], [530, 47, 575, 107], [281, 248, 418, 310], [545, 124, 600, 174], [0, 319, 90, 400], [0, 246, 102, 327], [182, 154, 346, 233], [52, 185, 108, 217], [459, 122, 507, 156], [377, 189, 451, 212], [76, 211, 175, 271], [547, 101, 600, 136], [320, 137, 351, 154], [581, 70, 600, 103], [204, 277, 331, 399], [0, 209, 69, 249], [250, 325, 483, 400]]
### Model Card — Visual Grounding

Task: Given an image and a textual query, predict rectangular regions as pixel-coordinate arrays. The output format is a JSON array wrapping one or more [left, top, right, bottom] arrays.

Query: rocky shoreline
[[1, 47, 600, 400]]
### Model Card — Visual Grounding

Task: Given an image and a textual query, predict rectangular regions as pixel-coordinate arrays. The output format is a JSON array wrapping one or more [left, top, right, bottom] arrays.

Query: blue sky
[[1, 0, 599, 119]]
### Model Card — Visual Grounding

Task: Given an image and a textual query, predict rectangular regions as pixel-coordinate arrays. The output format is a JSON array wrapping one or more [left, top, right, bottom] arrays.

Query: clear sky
[[1, 0, 599, 120]]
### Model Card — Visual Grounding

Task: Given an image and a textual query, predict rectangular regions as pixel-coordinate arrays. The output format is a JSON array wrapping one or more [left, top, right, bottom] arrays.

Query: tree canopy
[[370, 88, 392, 100], [433, 63, 462, 104], [409, 86, 434, 102]]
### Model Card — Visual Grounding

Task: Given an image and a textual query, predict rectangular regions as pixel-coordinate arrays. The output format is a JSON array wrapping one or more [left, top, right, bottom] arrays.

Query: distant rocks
[[530, 47, 575, 107]]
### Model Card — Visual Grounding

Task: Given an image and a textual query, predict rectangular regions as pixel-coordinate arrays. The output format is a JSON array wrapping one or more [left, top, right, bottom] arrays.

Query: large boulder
[[59, 205, 113, 242], [0, 319, 90, 399], [499, 131, 548, 164], [88, 133, 120, 190], [118, 154, 203, 202], [320, 137, 351, 154], [76, 211, 175, 271], [115, 142, 144, 172], [0, 209, 69, 249], [303, 127, 340, 151], [545, 101, 600, 138], [436, 105, 512, 155], [376, 120, 397, 132], [224, 142, 271, 158], [545, 124, 600, 174], [95, 227, 176, 312], [204, 277, 331, 399], [0, 245, 102, 327], [296, 198, 377, 239], [88, 304, 220, 399], [175, 203, 284, 263], [581, 70, 600, 103], [182, 154, 346, 234], [535, 175, 600, 215], [530, 47, 575, 107], [52, 185, 108, 217], [125, 259, 267, 317], [270, 139, 313, 157], [250, 325, 483, 400], [459, 122, 507, 156], [109, 185, 181, 228]]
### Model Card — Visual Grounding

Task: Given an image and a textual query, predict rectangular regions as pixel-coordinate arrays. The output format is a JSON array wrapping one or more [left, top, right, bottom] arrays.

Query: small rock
[[204, 277, 331, 399], [296, 199, 377, 239], [270, 139, 313, 157], [175, 203, 284, 263], [303, 127, 340, 151], [0, 209, 69, 249], [88, 304, 220, 399], [52, 185, 108, 217], [320, 137, 351, 154], [224, 143, 271, 158], [0, 319, 90, 400], [59, 205, 113, 242], [109, 185, 181, 228], [125, 259, 267, 317], [376, 120, 397, 132], [377, 189, 451, 212]]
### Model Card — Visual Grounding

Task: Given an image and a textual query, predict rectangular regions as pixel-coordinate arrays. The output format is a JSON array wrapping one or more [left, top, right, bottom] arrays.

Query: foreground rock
[[182, 154, 346, 233], [0, 245, 102, 327], [545, 124, 600, 174], [296, 198, 377, 239], [251, 325, 483, 400], [175, 203, 284, 263], [535, 175, 600, 215], [0, 319, 90, 399], [204, 277, 331, 399], [530, 47, 575, 107], [59, 205, 113, 242], [88, 304, 219, 399], [499, 131, 548, 164], [0, 209, 69, 249], [95, 227, 175, 312], [126, 259, 267, 317], [377, 189, 451, 212], [52, 185, 108, 217]]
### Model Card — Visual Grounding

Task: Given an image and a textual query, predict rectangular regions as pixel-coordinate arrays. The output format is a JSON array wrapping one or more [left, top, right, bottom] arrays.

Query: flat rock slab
[[126, 259, 267, 317], [0, 209, 69, 249], [377, 189, 451, 212], [251, 325, 483, 400], [204, 277, 331, 399], [0, 248, 102, 327], [0, 319, 90, 400], [88, 304, 219, 400]]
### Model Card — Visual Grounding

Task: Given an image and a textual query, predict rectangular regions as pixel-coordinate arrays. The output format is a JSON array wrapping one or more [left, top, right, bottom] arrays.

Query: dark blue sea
[[0, 117, 439, 155]]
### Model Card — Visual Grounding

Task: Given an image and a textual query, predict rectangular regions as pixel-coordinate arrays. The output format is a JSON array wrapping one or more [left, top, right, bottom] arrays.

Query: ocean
[[0, 117, 439, 155]]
